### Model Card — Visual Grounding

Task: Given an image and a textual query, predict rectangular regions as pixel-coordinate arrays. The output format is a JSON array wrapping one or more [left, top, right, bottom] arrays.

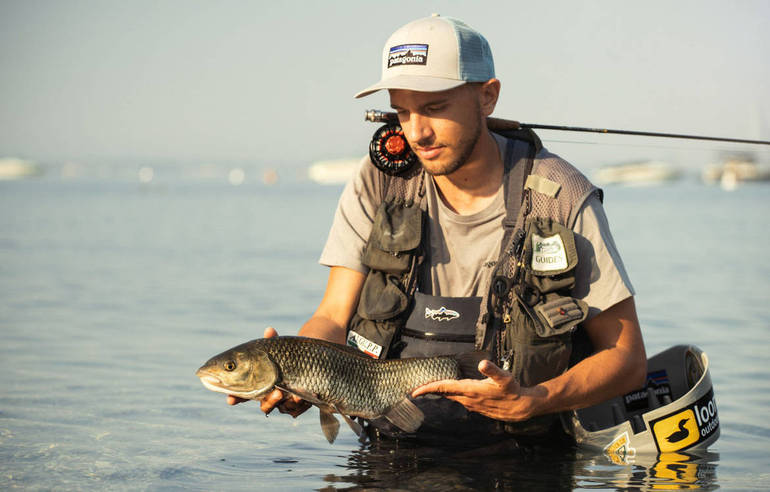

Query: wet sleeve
[[571, 194, 636, 320], [318, 157, 383, 274]]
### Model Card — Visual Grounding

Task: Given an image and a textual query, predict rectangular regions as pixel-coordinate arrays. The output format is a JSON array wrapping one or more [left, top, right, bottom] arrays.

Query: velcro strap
[[525, 175, 561, 198]]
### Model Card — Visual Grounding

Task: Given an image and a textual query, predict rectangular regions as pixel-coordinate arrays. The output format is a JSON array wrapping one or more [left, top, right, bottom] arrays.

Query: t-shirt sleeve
[[318, 157, 383, 274], [571, 193, 635, 320]]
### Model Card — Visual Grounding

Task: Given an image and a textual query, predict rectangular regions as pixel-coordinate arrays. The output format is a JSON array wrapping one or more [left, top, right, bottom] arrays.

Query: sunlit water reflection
[[1, 177, 768, 490]]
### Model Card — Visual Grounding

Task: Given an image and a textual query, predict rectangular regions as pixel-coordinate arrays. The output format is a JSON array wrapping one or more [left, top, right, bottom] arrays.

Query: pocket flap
[[357, 271, 409, 321], [527, 217, 578, 277], [533, 296, 588, 336], [369, 201, 422, 252]]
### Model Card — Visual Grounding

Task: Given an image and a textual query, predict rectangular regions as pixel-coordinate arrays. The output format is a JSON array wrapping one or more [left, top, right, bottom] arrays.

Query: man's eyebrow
[[390, 98, 449, 111]]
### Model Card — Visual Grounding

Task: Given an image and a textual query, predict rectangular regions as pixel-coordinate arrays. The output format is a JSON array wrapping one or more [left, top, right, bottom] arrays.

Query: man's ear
[[478, 78, 501, 117]]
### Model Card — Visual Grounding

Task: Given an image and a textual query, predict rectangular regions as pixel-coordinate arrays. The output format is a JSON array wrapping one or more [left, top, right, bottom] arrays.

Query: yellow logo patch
[[604, 431, 635, 464], [652, 409, 700, 453]]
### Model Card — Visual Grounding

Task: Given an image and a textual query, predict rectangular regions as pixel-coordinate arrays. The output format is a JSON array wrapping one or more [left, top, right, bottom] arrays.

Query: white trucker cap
[[355, 14, 495, 98]]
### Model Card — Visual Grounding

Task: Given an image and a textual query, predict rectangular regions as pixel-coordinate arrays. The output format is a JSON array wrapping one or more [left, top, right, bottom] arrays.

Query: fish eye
[[224, 360, 236, 371]]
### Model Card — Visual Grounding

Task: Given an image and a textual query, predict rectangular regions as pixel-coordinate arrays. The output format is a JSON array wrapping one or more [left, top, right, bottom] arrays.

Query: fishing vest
[[346, 125, 602, 435]]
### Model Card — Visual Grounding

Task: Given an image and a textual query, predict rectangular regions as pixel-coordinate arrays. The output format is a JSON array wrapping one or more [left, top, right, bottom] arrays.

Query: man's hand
[[226, 326, 311, 418], [411, 359, 539, 422]]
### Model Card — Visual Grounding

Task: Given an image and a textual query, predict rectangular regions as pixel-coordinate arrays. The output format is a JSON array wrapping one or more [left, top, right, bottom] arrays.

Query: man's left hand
[[411, 359, 540, 422]]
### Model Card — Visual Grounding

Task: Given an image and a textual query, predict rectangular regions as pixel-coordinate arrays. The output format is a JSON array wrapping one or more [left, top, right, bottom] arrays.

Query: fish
[[195, 336, 488, 443]]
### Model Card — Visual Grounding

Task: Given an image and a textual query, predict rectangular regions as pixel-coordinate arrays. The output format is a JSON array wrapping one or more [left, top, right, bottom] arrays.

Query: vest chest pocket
[[524, 217, 579, 294], [362, 201, 422, 274], [357, 271, 409, 321]]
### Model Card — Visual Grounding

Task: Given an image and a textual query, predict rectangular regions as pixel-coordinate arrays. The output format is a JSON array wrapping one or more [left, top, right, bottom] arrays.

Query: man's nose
[[403, 113, 433, 145]]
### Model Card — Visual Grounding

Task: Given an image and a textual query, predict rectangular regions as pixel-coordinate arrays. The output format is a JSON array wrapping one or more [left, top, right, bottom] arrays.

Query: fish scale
[[260, 337, 460, 415]]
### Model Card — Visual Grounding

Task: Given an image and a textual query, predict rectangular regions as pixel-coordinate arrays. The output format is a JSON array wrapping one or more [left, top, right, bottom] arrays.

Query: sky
[[1, 0, 768, 172]]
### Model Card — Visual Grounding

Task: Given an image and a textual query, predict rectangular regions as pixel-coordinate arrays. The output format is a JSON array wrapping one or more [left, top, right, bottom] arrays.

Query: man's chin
[[420, 159, 463, 177]]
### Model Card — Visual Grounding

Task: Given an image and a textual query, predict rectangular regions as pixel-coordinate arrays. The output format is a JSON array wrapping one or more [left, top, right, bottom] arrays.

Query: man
[[229, 14, 646, 442]]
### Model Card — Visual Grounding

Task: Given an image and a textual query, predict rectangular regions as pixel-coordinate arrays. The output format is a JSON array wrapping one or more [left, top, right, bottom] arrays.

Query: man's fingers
[[412, 380, 461, 398], [264, 326, 278, 338], [259, 388, 285, 414], [478, 359, 513, 386], [227, 395, 248, 405], [278, 397, 312, 418]]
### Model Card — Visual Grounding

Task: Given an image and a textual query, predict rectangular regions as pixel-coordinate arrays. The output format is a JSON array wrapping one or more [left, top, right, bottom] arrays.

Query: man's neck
[[432, 131, 504, 215]]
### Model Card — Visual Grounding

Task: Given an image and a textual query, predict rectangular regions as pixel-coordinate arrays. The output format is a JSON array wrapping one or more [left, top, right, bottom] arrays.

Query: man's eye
[[426, 104, 446, 113]]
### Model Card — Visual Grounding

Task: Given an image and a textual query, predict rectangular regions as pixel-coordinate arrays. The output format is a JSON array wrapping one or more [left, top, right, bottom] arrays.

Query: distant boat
[[702, 156, 770, 191], [593, 160, 682, 186], [308, 158, 362, 185], [0, 157, 42, 180]]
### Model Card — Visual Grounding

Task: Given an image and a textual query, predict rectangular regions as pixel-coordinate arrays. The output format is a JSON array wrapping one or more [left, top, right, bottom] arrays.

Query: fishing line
[[539, 138, 770, 155]]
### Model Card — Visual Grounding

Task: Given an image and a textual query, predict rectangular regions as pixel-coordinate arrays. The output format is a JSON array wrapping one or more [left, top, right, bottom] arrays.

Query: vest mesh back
[[530, 152, 599, 228], [383, 165, 426, 205]]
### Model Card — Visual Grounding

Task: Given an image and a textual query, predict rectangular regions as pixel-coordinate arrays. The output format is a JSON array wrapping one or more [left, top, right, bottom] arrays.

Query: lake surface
[[1, 171, 769, 490]]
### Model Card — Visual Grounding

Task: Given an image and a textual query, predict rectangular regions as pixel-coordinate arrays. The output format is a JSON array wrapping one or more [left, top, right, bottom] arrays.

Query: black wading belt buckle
[[369, 123, 418, 176]]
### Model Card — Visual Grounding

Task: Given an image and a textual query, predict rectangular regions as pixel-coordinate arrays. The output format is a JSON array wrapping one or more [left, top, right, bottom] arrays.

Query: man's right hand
[[226, 326, 311, 418]]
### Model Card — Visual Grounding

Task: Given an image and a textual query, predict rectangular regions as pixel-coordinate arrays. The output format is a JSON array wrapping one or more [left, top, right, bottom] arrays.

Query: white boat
[[0, 157, 42, 180], [702, 156, 770, 190], [594, 161, 682, 186], [308, 158, 363, 185]]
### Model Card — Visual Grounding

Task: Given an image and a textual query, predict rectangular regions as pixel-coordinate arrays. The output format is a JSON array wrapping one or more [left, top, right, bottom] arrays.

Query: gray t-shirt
[[319, 134, 634, 320]]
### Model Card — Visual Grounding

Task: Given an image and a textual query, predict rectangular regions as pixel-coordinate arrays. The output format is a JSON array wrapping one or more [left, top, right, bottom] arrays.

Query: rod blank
[[364, 110, 770, 146]]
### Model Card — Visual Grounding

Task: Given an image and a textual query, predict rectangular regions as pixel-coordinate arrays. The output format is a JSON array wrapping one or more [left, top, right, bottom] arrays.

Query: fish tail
[[454, 350, 492, 379]]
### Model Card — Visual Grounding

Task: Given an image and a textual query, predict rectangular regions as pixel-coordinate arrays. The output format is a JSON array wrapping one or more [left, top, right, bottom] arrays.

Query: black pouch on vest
[[362, 201, 422, 274], [347, 201, 423, 359], [358, 272, 409, 320]]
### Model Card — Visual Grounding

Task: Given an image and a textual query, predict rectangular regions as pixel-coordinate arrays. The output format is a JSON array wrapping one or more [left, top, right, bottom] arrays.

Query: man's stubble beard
[[420, 105, 483, 177]]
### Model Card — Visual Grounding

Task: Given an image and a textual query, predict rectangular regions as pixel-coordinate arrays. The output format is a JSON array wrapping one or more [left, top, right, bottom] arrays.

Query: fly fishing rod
[[364, 109, 770, 175], [364, 109, 770, 145]]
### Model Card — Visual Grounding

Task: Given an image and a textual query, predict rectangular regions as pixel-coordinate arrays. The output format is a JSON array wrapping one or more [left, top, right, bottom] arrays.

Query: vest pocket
[[357, 271, 409, 320], [533, 294, 588, 336], [362, 202, 422, 274], [506, 294, 575, 386], [524, 217, 579, 294]]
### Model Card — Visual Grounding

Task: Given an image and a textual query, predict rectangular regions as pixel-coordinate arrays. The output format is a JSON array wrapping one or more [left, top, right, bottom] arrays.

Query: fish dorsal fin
[[384, 398, 424, 433], [319, 410, 340, 444]]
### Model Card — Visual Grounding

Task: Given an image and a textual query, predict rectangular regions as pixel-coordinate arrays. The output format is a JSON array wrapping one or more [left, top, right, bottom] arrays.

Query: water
[[1, 173, 769, 490]]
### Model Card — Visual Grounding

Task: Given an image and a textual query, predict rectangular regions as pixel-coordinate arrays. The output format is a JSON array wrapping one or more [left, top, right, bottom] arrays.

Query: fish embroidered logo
[[652, 409, 699, 452], [425, 306, 460, 322], [388, 44, 429, 68]]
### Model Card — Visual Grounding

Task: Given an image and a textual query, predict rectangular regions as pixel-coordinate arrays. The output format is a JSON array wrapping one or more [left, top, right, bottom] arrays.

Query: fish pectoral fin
[[384, 398, 424, 433], [319, 410, 340, 444]]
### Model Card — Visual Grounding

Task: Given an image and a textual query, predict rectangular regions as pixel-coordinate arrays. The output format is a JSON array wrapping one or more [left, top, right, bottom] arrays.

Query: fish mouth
[[196, 370, 227, 393], [195, 369, 266, 399]]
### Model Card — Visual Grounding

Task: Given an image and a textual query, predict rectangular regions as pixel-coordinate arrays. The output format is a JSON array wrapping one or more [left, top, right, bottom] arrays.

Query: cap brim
[[354, 75, 466, 98]]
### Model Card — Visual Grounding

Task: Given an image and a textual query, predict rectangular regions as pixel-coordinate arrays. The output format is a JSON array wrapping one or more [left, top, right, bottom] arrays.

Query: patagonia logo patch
[[425, 306, 460, 322], [388, 44, 428, 68], [531, 233, 568, 272]]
